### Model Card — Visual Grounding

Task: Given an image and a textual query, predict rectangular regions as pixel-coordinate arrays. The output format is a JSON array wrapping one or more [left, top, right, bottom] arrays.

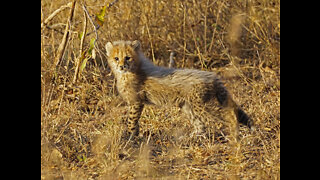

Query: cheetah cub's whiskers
[[105, 40, 254, 142]]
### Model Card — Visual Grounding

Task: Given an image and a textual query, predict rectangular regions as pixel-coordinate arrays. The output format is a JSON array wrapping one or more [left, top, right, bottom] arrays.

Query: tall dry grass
[[41, 0, 280, 179]]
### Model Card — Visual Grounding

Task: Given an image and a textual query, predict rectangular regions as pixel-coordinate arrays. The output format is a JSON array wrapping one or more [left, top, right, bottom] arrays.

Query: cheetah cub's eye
[[114, 57, 119, 61], [125, 56, 131, 61]]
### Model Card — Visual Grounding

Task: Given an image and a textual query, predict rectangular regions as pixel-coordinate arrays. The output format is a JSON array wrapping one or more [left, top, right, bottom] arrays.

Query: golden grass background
[[41, 0, 280, 179]]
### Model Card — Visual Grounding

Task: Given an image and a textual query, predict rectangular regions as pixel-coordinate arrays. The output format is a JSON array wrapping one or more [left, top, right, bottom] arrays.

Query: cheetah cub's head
[[105, 40, 141, 74]]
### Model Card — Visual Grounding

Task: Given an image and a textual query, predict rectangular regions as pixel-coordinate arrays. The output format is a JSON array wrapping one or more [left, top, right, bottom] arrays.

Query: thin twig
[[182, 1, 187, 67], [73, 8, 88, 84], [208, 1, 222, 53], [54, 0, 76, 68], [82, 4, 98, 47], [169, 52, 176, 68], [146, 23, 156, 63], [79, 16, 87, 57], [107, 0, 119, 8]]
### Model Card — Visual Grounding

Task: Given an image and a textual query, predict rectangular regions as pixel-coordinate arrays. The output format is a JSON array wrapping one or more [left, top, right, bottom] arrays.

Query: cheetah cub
[[105, 40, 254, 141]]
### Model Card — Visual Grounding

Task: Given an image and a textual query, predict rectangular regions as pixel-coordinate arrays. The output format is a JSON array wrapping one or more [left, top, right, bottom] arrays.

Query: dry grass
[[41, 0, 280, 179]]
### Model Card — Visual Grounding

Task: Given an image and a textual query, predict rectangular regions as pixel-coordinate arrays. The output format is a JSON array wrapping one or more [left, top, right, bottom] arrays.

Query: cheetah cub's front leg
[[127, 103, 144, 138]]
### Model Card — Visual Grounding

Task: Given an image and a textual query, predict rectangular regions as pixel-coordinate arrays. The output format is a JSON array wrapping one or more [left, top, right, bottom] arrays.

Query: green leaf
[[88, 38, 96, 55], [77, 154, 87, 162], [79, 55, 90, 74], [78, 38, 95, 76], [95, 6, 106, 26], [78, 31, 84, 40]]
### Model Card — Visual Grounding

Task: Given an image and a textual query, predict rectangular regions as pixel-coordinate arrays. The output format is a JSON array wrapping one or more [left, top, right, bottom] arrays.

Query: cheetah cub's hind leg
[[181, 102, 205, 137], [221, 107, 240, 143]]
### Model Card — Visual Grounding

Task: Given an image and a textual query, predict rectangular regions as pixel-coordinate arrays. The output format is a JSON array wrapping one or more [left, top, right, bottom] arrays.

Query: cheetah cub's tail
[[236, 105, 254, 130]]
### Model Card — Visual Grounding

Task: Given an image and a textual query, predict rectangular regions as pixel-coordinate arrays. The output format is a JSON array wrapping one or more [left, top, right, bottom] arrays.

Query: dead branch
[[41, 2, 73, 30], [53, 0, 76, 68], [73, 8, 88, 84]]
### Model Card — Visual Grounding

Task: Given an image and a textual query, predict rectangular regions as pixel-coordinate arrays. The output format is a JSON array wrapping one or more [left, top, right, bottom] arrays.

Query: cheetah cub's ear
[[105, 42, 113, 57], [132, 40, 141, 51]]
